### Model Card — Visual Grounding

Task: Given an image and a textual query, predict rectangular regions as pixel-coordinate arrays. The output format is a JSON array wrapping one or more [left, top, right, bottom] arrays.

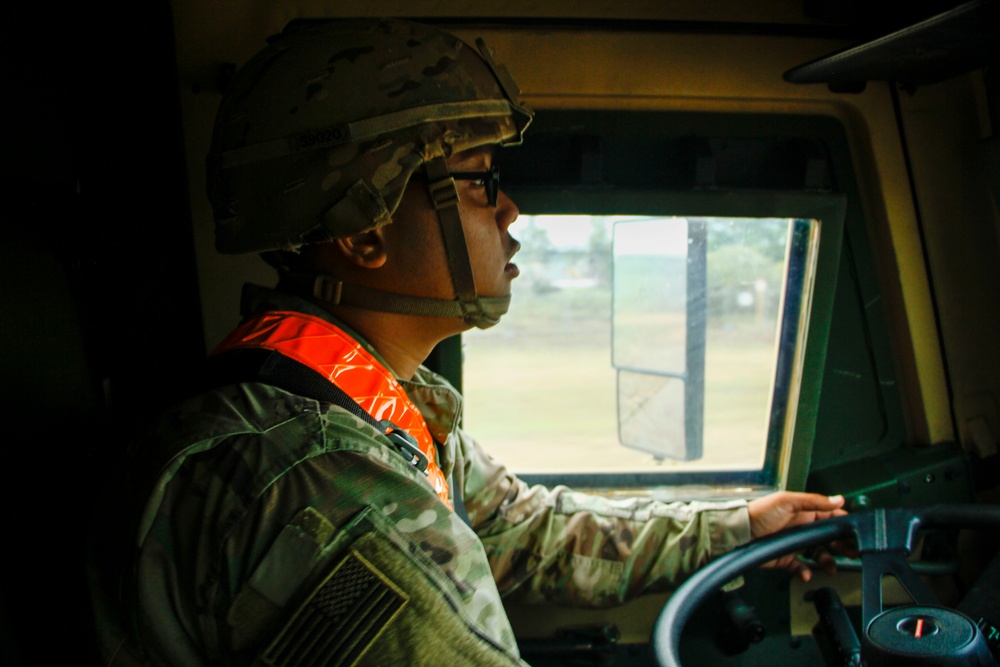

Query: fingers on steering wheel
[[768, 554, 813, 582], [813, 548, 838, 576], [790, 556, 813, 582]]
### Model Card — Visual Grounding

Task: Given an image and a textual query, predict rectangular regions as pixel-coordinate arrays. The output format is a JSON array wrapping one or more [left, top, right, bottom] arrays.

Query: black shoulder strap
[[206, 348, 472, 526], [207, 348, 381, 429]]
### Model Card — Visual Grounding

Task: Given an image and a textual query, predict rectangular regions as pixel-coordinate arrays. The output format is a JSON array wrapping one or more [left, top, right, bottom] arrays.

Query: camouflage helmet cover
[[208, 18, 533, 254]]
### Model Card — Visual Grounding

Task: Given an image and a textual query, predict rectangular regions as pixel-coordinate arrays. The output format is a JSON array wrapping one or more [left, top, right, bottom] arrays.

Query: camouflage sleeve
[[126, 385, 527, 666], [452, 428, 751, 607], [214, 453, 527, 667]]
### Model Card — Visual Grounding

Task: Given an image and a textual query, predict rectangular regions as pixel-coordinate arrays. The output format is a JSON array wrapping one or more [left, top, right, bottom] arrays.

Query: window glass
[[462, 214, 819, 481]]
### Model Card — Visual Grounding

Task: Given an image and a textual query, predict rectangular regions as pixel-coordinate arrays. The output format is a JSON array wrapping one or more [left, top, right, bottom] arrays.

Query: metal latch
[[380, 420, 429, 475]]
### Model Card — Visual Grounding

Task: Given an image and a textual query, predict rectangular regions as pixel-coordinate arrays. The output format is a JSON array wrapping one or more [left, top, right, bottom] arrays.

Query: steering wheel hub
[[866, 605, 990, 666]]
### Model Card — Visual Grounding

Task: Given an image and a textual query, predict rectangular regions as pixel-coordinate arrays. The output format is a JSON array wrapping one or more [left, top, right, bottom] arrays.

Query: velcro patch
[[260, 549, 408, 667]]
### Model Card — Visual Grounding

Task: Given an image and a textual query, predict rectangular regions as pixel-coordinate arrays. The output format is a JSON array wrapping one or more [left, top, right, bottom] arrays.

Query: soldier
[[90, 18, 846, 666]]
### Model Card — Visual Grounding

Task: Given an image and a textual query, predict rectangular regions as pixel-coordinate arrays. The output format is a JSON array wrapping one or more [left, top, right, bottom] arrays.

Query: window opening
[[463, 214, 820, 484]]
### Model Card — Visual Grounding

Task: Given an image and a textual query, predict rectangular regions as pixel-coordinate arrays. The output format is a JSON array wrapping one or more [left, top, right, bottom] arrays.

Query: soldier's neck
[[326, 306, 465, 381]]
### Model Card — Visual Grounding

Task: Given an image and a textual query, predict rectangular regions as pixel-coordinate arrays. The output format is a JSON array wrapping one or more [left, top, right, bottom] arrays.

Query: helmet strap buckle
[[428, 178, 459, 210], [312, 274, 344, 305]]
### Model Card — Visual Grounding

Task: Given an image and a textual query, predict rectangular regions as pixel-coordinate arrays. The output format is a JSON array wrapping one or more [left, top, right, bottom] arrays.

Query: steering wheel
[[652, 504, 1000, 667]]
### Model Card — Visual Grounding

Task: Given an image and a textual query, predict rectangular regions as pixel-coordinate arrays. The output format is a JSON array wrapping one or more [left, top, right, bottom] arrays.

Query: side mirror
[[612, 217, 706, 461], [612, 217, 818, 466]]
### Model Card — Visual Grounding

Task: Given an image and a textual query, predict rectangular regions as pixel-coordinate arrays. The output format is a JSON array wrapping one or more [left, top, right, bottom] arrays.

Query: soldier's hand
[[747, 492, 847, 582]]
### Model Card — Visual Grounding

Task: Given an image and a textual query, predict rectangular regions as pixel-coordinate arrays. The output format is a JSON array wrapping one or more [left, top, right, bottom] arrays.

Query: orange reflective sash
[[212, 311, 451, 508]]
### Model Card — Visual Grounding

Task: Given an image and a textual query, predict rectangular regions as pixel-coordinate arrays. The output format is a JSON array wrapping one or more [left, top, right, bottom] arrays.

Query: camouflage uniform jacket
[[93, 285, 751, 667]]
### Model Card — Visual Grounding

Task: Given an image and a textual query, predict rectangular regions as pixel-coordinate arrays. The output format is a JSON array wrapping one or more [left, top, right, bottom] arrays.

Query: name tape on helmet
[[297, 126, 350, 151], [219, 99, 520, 170], [220, 123, 352, 170]]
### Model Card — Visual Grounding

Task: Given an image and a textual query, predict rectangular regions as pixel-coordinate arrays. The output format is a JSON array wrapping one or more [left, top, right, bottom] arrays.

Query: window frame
[[484, 193, 844, 495], [432, 110, 876, 498]]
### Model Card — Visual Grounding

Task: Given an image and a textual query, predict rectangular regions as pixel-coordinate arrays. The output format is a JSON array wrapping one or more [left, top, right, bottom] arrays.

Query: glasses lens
[[444, 166, 501, 206]]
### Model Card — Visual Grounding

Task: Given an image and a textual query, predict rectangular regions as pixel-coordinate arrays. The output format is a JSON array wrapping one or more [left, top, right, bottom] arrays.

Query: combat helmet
[[207, 18, 533, 327]]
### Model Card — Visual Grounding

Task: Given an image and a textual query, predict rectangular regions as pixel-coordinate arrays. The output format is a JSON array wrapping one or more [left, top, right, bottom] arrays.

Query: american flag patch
[[261, 549, 408, 667]]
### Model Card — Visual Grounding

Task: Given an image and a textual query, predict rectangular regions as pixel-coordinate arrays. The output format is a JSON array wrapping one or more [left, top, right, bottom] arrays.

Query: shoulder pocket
[[252, 509, 523, 667]]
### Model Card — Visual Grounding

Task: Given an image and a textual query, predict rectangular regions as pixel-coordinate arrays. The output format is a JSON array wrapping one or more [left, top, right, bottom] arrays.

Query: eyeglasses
[[448, 165, 500, 207]]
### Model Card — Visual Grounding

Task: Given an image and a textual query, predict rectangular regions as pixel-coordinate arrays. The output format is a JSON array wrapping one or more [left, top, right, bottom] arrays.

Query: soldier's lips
[[505, 239, 520, 277]]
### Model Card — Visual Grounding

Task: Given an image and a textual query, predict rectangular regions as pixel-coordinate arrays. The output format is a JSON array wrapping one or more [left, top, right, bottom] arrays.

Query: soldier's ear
[[335, 229, 387, 269]]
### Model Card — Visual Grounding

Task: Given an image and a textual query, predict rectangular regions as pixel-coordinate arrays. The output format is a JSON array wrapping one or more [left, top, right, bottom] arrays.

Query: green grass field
[[462, 285, 777, 474]]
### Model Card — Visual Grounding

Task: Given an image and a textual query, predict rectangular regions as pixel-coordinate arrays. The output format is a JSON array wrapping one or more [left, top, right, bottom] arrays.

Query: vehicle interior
[[4, 0, 999, 664]]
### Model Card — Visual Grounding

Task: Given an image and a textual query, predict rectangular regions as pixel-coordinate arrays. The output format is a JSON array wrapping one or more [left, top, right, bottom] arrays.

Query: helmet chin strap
[[421, 156, 509, 328], [282, 156, 509, 329], [305, 277, 510, 328]]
